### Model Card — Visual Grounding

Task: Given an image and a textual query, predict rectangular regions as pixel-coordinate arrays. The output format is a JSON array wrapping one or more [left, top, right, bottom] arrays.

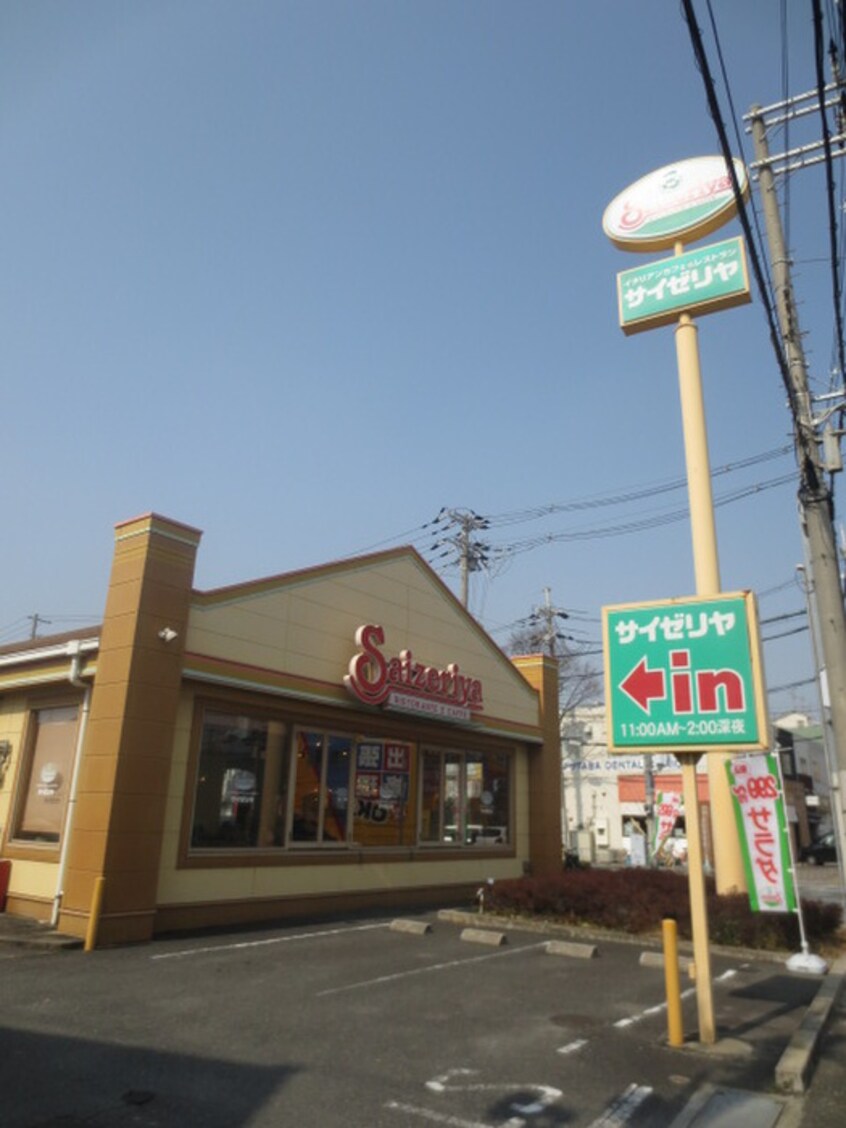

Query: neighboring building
[[561, 705, 826, 863], [774, 712, 829, 848], [0, 514, 561, 946], [561, 705, 709, 863]]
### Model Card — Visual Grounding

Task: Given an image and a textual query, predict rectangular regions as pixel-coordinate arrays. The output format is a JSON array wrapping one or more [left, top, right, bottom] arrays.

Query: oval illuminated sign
[[602, 156, 749, 252]]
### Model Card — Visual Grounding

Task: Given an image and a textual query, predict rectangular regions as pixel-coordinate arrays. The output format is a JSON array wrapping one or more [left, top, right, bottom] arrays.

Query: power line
[[812, 0, 846, 408]]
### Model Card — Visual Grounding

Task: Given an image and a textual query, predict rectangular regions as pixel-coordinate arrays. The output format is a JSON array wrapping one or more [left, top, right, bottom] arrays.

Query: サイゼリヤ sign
[[603, 592, 768, 752]]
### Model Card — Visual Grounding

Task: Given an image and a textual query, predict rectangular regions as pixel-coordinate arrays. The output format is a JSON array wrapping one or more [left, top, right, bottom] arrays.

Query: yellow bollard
[[84, 876, 105, 953], [663, 917, 684, 1047]]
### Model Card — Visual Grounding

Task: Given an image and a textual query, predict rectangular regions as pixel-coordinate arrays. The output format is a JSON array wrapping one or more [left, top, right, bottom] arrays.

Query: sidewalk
[[0, 911, 82, 952]]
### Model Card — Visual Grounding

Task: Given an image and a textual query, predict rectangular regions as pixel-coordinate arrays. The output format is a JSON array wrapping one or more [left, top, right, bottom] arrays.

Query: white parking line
[[613, 987, 695, 1028], [425, 1069, 562, 1116], [587, 1083, 653, 1126], [556, 1038, 588, 1055], [317, 940, 547, 996], [150, 920, 391, 960], [385, 1100, 495, 1128]]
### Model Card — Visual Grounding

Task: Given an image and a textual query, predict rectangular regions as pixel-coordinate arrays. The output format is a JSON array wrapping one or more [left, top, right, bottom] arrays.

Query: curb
[[435, 908, 799, 965], [774, 953, 846, 1094]]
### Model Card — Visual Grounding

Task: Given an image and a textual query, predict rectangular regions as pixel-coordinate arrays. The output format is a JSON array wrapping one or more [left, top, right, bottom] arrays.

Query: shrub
[[485, 867, 843, 951]]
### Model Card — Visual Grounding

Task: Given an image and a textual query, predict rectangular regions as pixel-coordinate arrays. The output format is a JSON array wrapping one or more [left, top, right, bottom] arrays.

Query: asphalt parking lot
[[0, 909, 828, 1128]]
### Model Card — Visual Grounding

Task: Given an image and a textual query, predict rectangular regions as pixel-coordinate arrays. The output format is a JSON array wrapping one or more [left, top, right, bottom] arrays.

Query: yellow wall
[[186, 551, 539, 736]]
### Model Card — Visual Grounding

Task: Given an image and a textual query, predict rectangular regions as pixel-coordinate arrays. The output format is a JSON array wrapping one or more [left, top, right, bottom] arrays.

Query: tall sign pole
[[603, 156, 761, 1044], [674, 308, 719, 1041], [674, 303, 747, 900]]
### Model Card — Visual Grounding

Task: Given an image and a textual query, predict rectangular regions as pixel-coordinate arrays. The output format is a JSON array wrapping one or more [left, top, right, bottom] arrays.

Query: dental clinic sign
[[603, 592, 768, 754], [345, 624, 484, 722]]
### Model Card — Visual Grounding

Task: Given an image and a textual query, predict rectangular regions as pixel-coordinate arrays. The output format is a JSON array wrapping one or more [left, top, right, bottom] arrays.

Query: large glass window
[[291, 731, 353, 844], [13, 704, 79, 845], [191, 711, 289, 848], [187, 708, 510, 855], [419, 747, 510, 846], [352, 740, 415, 847]]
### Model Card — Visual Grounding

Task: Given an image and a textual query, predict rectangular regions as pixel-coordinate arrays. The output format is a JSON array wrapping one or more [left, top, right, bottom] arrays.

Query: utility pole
[[28, 613, 51, 639], [529, 587, 570, 657], [750, 105, 846, 877], [430, 509, 490, 607]]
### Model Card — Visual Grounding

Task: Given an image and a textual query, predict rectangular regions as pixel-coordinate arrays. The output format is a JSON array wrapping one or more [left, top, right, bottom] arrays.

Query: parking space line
[[384, 1100, 496, 1127], [587, 1083, 653, 1126], [150, 920, 391, 960], [556, 1037, 588, 1055], [614, 987, 695, 1028], [317, 940, 547, 996]]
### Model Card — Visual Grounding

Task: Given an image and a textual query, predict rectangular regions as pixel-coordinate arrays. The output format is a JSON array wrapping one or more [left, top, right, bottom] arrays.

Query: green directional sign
[[617, 236, 751, 335], [603, 592, 768, 753]]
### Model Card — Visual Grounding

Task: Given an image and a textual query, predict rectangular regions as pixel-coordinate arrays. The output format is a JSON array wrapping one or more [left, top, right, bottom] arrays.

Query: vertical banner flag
[[726, 752, 797, 913], [652, 790, 682, 854]]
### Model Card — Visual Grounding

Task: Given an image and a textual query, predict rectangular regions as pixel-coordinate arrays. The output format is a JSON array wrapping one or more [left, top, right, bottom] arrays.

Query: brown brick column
[[58, 514, 201, 945], [512, 655, 562, 875]]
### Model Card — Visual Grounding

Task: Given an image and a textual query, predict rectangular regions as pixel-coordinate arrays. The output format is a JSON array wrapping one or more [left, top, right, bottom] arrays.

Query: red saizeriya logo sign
[[344, 624, 484, 719]]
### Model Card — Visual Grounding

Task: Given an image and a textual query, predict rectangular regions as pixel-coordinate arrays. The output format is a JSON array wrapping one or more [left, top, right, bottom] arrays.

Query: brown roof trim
[[0, 626, 101, 659]]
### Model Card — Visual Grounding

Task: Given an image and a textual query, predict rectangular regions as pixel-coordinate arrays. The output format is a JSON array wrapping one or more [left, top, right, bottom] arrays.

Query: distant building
[[560, 705, 827, 864], [774, 712, 829, 848], [561, 705, 710, 866]]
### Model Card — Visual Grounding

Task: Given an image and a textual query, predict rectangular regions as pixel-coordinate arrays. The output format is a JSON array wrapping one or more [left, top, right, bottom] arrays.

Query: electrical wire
[[682, 0, 821, 490], [812, 0, 846, 408]]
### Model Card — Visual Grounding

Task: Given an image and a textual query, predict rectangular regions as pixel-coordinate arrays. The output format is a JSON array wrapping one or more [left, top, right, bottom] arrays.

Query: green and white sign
[[617, 236, 751, 335], [603, 592, 768, 753]]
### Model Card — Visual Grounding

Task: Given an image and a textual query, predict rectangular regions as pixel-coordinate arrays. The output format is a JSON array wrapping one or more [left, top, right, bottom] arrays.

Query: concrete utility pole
[[28, 613, 51, 639], [750, 106, 846, 876], [431, 509, 490, 607], [530, 587, 570, 657]]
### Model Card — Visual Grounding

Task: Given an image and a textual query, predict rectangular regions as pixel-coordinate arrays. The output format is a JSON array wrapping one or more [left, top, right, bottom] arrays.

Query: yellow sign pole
[[678, 751, 715, 1042], [674, 304, 747, 893], [674, 293, 746, 1044]]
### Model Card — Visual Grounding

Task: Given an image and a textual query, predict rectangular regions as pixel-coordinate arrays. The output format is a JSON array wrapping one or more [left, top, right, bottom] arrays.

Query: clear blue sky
[[2, 2, 841, 717]]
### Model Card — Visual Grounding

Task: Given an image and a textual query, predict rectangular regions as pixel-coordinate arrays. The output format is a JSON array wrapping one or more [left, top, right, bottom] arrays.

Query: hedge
[[484, 867, 843, 951]]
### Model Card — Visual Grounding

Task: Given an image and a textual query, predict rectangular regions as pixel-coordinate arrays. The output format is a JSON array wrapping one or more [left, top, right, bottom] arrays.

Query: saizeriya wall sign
[[344, 624, 484, 721]]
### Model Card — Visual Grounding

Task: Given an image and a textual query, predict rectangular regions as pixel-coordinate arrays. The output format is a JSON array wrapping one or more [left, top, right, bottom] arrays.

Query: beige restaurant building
[[0, 514, 561, 946]]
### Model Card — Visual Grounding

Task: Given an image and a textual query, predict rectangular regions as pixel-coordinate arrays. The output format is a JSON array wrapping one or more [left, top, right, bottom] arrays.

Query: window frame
[[4, 693, 82, 860], [288, 727, 355, 848], [188, 706, 291, 852], [417, 744, 512, 849], [179, 693, 516, 868]]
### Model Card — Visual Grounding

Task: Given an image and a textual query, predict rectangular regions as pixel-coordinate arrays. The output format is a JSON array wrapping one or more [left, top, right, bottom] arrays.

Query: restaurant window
[[419, 747, 510, 846], [291, 730, 353, 844], [352, 739, 416, 847], [190, 710, 289, 848], [13, 704, 80, 845]]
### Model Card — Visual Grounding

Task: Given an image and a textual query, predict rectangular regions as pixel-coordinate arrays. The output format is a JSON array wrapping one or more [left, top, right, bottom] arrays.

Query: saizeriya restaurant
[[0, 514, 561, 946]]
